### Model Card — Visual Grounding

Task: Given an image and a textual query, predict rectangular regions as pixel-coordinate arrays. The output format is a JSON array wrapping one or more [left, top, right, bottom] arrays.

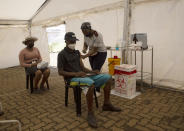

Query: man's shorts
[[70, 74, 111, 89]]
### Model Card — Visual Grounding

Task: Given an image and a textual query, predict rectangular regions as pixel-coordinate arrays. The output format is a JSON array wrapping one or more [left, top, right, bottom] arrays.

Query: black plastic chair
[[64, 79, 98, 116], [26, 74, 34, 93], [26, 73, 49, 93]]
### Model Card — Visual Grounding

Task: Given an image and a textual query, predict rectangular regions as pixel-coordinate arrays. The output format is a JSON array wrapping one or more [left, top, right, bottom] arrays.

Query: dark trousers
[[89, 52, 107, 71], [89, 52, 107, 92]]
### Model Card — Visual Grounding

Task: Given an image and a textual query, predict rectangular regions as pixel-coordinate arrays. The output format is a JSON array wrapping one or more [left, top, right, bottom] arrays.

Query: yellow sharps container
[[108, 56, 120, 75]]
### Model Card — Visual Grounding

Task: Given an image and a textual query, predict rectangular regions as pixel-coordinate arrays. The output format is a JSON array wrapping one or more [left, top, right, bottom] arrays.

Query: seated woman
[[19, 36, 50, 90]]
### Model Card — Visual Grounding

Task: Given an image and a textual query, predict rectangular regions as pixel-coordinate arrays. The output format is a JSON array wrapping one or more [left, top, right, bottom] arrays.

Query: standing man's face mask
[[68, 44, 76, 50]]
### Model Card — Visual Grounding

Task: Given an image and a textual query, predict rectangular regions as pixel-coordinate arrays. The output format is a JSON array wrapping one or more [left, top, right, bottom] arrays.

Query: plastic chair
[[64, 79, 98, 116], [26, 74, 49, 93]]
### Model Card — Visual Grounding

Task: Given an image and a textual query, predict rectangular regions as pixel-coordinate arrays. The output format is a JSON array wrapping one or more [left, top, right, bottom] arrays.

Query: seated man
[[19, 36, 50, 90], [57, 32, 121, 128]]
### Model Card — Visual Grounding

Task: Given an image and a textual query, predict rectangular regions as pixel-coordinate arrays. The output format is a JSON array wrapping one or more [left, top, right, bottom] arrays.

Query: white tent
[[0, 0, 184, 89]]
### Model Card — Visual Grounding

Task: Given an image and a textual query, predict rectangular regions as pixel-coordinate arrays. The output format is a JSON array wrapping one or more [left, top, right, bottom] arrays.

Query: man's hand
[[81, 55, 87, 59], [31, 63, 37, 67], [75, 71, 87, 77], [34, 58, 38, 61], [93, 70, 100, 75]]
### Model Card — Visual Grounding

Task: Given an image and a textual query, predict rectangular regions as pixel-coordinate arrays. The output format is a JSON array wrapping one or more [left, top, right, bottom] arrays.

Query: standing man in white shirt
[[81, 22, 107, 72]]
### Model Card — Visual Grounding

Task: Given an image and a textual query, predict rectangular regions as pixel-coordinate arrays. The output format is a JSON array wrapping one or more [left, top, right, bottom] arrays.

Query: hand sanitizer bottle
[[116, 43, 119, 50]]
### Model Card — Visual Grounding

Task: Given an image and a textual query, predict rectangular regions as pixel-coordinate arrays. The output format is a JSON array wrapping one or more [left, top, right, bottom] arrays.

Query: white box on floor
[[111, 64, 140, 99]]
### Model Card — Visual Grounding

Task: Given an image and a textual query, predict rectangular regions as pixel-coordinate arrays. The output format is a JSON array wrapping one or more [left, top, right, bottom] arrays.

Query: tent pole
[[28, 20, 32, 36], [122, 0, 131, 64]]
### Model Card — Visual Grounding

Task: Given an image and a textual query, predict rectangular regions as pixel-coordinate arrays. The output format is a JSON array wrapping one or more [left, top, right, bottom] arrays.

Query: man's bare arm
[[58, 68, 77, 77], [58, 68, 86, 77]]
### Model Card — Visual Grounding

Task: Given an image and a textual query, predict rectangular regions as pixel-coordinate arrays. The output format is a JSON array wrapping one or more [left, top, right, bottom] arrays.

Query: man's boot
[[102, 103, 121, 112], [0, 111, 4, 116], [87, 112, 97, 128]]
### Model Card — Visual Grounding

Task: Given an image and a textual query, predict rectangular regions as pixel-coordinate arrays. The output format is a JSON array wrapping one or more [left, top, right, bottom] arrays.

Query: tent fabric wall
[[31, 26, 50, 63], [0, 27, 28, 69], [0, 26, 49, 69], [130, 0, 184, 87], [65, 8, 124, 72]]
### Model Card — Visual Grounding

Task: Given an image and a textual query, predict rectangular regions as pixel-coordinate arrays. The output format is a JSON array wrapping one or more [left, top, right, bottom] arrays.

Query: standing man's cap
[[81, 22, 91, 30], [64, 32, 79, 41]]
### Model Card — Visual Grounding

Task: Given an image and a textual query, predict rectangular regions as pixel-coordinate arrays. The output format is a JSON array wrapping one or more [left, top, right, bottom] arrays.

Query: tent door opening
[[46, 24, 66, 67]]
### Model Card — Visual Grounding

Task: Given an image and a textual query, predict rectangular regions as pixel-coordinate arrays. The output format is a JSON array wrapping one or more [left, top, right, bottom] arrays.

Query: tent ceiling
[[32, 0, 155, 26], [0, 0, 46, 20], [33, 0, 122, 23], [0, 0, 161, 26]]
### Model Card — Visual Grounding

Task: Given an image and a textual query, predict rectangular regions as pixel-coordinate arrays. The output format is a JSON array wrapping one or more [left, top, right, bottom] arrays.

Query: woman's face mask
[[82, 29, 92, 37], [68, 44, 76, 50]]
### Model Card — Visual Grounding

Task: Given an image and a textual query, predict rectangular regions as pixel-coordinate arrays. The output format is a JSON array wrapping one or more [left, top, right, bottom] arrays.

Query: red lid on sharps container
[[114, 56, 118, 59]]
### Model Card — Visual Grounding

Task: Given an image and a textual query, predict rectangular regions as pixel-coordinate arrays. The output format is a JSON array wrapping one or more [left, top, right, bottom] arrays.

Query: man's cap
[[22, 36, 38, 44], [81, 22, 91, 30], [64, 32, 79, 41]]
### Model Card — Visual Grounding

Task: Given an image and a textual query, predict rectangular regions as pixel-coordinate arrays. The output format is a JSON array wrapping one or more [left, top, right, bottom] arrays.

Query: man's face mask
[[68, 44, 76, 50], [27, 41, 34, 48]]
